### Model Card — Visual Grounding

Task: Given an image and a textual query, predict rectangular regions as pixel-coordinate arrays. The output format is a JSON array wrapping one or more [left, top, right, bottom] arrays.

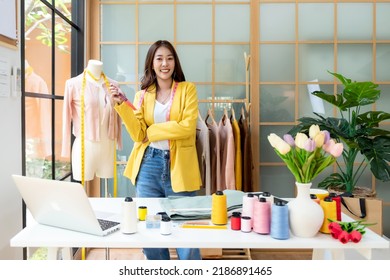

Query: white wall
[[0, 43, 22, 259]]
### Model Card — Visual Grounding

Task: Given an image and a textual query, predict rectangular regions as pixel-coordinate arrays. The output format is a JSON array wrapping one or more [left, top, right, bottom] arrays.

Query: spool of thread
[[310, 194, 320, 204], [230, 212, 241, 231], [241, 216, 252, 233], [320, 197, 337, 233], [121, 197, 137, 234], [160, 217, 172, 235], [242, 193, 257, 227], [270, 201, 289, 240], [211, 191, 228, 225], [260, 191, 274, 204], [252, 197, 271, 234], [329, 193, 341, 221], [138, 206, 147, 221]]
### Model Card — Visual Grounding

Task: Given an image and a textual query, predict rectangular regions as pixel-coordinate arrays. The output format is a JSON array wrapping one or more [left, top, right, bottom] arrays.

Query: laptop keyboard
[[98, 219, 120, 231]]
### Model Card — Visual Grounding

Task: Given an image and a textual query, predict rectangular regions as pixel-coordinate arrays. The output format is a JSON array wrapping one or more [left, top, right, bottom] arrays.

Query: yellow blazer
[[115, 81, 202, 193]]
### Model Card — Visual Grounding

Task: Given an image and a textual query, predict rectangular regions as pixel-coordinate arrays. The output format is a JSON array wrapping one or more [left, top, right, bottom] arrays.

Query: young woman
[[110, 40, 202, 260]]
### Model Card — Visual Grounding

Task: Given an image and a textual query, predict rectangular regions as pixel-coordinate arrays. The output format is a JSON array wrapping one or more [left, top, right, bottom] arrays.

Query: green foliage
[[288, 71, 390, 193]]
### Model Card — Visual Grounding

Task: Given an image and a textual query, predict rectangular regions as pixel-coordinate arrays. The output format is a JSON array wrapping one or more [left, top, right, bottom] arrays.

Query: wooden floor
[[84, 248, 313, 260]]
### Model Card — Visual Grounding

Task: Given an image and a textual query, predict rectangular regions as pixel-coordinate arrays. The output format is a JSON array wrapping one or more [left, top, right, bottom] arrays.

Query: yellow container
[[310, 188, 329, 201]]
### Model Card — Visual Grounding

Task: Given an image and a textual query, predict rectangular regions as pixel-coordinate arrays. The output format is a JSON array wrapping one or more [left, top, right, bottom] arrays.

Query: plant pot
[[288, 182, 324, 238]]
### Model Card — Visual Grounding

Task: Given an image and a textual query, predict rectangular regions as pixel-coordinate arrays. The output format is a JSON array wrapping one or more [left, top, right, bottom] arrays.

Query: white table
[[10, 197, 389, 260]]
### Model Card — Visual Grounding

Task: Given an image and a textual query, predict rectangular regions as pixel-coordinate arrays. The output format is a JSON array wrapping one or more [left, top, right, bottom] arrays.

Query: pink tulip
[[304, 139, 316, 152]]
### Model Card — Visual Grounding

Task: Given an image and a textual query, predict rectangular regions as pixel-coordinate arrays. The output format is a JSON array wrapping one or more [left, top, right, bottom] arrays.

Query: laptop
[[12, 174, 121, 236]]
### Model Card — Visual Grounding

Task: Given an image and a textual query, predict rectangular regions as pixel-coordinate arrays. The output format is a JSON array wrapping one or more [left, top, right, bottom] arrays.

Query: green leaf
[[318, 173, 347, 189], [358, 136, 390, 181], [357, 111, 390, 128]]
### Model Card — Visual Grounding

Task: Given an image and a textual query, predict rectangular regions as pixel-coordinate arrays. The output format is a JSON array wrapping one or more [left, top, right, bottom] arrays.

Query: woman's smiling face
[[153, 46, 175, 82]]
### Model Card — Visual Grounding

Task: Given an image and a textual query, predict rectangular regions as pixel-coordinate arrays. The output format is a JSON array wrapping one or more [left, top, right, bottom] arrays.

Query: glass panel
[[298, 84, 334, 119], [259, 44, 295, 82], [215, 45, 249, 82], [101, 4, 136, 42], [337, 44, 372, 81], [337, 3, 373, 40], [259, 3, 295, 41], [139, 5, 174, 42], [377, 85, 390, 113], [298, 3, 334, 41], [176, 45, 212, 82], [260, 166, 295, 198], [377, 3, 390, 40], [215, 85, 246, 100], [260, 85, 295, 122], [25, 3, 53, 93], [55, 18, 72, 96], [196, 84, 212, 100], [376, 44, 390, 82], [215, 5, 250, 42], [138, 44, 150, 78], [101, 45, 136, 83], [298, 44, 334, 82], [25, 97, 52, 178], [177, 5, 212, 42], [55, 0, 72, 21]]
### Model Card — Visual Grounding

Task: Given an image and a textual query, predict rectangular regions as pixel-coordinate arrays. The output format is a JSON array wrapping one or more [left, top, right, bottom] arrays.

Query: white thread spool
[[121, 197, 137, 234], [241, 216, 252, 233]]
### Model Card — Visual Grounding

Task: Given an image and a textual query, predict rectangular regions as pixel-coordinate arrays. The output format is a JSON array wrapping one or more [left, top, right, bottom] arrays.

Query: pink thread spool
[[253, 197, 271, 234]]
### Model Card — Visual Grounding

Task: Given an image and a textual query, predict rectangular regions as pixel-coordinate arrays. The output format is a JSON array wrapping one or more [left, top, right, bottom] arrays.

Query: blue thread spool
[[270, 201, 289, 240]]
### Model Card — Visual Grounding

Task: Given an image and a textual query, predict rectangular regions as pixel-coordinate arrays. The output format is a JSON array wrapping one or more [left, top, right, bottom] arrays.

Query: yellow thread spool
[[211, 191, 228, 225], [320, 197, 337, 233]]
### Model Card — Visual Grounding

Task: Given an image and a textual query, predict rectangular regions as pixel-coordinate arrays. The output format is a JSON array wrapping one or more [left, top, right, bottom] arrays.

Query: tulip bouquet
[[268, 124, 344, 183]]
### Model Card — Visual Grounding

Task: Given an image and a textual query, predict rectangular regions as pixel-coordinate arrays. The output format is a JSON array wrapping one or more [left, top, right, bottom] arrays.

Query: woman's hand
[[109, 83, 124, 105]]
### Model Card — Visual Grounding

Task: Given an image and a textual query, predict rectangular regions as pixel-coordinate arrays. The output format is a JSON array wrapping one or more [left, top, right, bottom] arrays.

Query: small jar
[[138, 206, 147, 221], [160, 217, 172, 235]]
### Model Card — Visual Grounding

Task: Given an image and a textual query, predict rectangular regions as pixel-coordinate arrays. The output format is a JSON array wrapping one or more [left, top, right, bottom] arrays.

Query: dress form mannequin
[[62, 60, 122, 186]]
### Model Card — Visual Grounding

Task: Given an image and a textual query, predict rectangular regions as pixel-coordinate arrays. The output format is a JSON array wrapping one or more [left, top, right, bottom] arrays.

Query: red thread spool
[[230, 212, 241, 230], [329, 193, 341, 221]]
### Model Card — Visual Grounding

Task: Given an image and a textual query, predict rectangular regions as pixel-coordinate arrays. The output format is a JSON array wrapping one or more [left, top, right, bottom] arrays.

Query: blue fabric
[[136, 146, 201, 260]]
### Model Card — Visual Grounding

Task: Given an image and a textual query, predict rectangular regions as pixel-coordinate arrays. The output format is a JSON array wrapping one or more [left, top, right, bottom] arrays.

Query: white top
[[149, 101, 170, 150]]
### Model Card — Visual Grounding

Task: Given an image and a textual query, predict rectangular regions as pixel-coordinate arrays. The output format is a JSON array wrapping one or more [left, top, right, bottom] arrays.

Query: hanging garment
[[218, 110, 236, 190], [196, 112, 211, 195], [239, 107, 254, 192], [205, 109, 221, 194], [230, 108, 242, 191]]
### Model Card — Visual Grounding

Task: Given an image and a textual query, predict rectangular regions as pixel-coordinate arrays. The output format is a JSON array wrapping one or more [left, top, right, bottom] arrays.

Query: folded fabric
[[160, 190, 245, 220]]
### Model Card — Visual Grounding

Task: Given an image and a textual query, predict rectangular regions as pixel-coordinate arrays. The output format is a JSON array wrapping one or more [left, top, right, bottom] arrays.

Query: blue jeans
[[136, 146, 202, 260]]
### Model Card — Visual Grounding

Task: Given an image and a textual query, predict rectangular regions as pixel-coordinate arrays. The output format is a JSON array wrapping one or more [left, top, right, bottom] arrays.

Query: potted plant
[[288, 71, 390, 196]]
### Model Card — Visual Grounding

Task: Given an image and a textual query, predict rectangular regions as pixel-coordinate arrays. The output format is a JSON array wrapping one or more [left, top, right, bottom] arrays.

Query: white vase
[[288, 182, 324, 238]]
